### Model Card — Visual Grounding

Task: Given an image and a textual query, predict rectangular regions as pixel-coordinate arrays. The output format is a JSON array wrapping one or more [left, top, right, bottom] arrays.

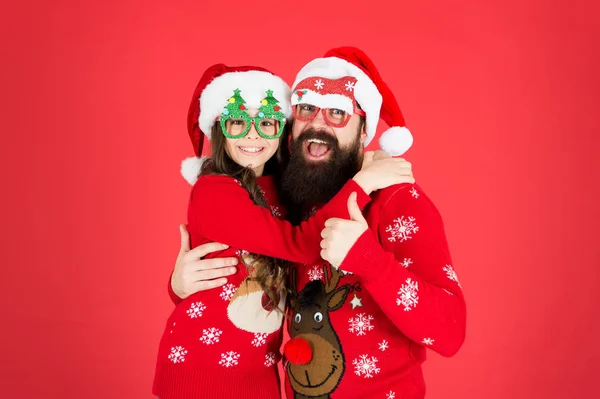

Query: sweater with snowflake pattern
[[283, 183, 466, 399], [153, 175, 371, 399]]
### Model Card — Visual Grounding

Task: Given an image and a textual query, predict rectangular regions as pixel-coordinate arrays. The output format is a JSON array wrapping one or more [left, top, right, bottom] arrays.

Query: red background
[[1, 0, 599, 398]]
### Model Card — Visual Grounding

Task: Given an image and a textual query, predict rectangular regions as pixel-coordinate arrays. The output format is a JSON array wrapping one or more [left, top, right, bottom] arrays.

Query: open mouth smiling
[[305, 138, 332, 159], [238, 146, 265, 156]]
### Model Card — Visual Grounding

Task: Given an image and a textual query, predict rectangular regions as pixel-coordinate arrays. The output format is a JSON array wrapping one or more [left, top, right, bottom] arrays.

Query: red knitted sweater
[[153, 175, 370, 399], [283, 183, 466, 399]]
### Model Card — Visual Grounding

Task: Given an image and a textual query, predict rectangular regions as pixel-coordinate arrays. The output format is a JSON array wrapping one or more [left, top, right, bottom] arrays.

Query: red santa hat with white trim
[[181, 64, 292, 185], [291, 46, 413, 156]]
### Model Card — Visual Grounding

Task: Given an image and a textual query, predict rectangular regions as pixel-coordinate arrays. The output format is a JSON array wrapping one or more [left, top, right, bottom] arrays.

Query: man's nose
[[307, 109, 328, 129]]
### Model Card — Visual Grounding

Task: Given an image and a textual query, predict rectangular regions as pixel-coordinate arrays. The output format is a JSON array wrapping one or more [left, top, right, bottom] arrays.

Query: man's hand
[[320, 193, 369, 267], [372, 149, 391, 161], [352, 151, 414, 194], [171, 224, 238, 299]]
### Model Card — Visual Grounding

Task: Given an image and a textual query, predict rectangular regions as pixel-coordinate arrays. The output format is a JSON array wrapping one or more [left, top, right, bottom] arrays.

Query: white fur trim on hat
[[379, 127, 413, 156], [199, 71, 291, 138], [293, 57, 382, 147], [181, 156, 208, 185]]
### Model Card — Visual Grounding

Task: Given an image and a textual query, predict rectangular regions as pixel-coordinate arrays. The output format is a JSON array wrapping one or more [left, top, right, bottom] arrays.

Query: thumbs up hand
[[320, 192, 369, 268]]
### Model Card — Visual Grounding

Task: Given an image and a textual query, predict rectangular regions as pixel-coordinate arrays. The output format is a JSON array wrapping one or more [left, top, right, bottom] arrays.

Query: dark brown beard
[[279, 128, 362, 224]]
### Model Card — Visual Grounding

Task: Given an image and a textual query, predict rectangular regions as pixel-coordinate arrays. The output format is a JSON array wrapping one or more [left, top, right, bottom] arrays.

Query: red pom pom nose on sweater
[[283, 337, 312, 365]]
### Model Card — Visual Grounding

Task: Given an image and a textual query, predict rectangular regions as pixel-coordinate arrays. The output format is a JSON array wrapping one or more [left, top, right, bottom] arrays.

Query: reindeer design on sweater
[[285, 264, 353, 399]]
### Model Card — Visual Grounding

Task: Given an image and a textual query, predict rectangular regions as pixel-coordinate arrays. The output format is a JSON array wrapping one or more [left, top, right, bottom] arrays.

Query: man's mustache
[[294, 128, 338, 146]]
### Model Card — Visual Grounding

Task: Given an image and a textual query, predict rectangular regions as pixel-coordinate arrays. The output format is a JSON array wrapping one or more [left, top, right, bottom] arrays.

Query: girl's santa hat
[[181, 64, 292, 185], [292, 47, 413, 156]]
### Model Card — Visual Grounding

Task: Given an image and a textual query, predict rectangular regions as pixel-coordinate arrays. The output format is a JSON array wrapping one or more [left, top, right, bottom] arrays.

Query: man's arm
[[326, 185, 466, 357], [168, 224, 239, 304], [189, 156, 415, 265]]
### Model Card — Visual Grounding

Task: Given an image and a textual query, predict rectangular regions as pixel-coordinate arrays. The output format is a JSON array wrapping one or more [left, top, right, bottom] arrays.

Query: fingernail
[[221, 244, 229, 249], [231, 259, 238, 265], [230, 267, 237, 274]]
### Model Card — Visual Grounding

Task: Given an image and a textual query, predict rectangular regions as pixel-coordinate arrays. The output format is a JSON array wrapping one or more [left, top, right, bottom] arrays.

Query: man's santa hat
[[181, 64, 292, 185], [292, 47, 413, 156]]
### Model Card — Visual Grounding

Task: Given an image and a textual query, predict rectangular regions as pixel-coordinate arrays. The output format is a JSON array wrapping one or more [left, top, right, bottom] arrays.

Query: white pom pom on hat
[[180, 156, 208, 186]]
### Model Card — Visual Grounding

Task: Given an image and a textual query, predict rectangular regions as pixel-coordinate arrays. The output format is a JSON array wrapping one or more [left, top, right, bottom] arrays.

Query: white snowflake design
[[199, 327, 223, 345], [314, 79, 324, 90], [186, 301, 206, 319], [168, 346, 187, 364], [422, 338, 435, 346], [252, 333, 268, 347], [401, 258, 413, 268], [264, 352, 277, 367], [443, 264, 462, 288], [378, 340, 389, 351], [270, 205, 282, 218], [307, 265, 324, 281], [410, 187, 419, 198], [386, 216, 419, 243], [220, 283, 237, 301], [219, 351, 240, 368], [396, 278, 419, 311], [386, 391, 396, 399], [348, 313, 375, 336], [345, 81, 356, 91], [352, 354, 381, 378]]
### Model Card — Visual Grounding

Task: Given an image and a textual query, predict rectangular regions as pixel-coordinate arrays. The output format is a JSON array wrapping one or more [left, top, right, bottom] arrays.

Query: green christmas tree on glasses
[[220, 89, 285, 139]]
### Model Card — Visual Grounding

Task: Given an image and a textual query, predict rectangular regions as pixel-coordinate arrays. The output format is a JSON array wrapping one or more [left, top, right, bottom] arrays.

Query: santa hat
[[181, 64, 292, 185], [291, 47, 413, 156]]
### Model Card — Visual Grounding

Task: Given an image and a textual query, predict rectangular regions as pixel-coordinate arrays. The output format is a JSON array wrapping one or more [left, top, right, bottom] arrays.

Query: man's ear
[[359, 123, 368, 144]]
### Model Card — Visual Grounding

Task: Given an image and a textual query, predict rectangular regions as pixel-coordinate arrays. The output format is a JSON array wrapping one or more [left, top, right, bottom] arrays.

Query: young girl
[[153, 64, 414, 399]]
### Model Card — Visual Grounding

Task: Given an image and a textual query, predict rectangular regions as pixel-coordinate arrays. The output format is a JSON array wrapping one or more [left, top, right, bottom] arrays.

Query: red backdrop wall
[[1, 0, 599, 398]]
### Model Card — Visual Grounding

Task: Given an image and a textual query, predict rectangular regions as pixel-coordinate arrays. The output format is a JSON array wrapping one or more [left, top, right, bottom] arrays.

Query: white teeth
[[240, 147, 263, 153], [307, 139, 328, 144]]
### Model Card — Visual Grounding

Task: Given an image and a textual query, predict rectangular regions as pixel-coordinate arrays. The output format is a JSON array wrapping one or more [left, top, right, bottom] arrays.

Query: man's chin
[[303, 154, 333, 164], [280, 132, 361, 217]]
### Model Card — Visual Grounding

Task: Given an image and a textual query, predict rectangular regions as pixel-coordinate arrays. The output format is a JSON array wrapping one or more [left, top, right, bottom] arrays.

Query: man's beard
[[279, 127, 362, 222]]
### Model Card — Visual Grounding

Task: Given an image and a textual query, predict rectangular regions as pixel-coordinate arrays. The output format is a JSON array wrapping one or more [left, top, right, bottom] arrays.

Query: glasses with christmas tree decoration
[[218, 89, 286, 139]]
